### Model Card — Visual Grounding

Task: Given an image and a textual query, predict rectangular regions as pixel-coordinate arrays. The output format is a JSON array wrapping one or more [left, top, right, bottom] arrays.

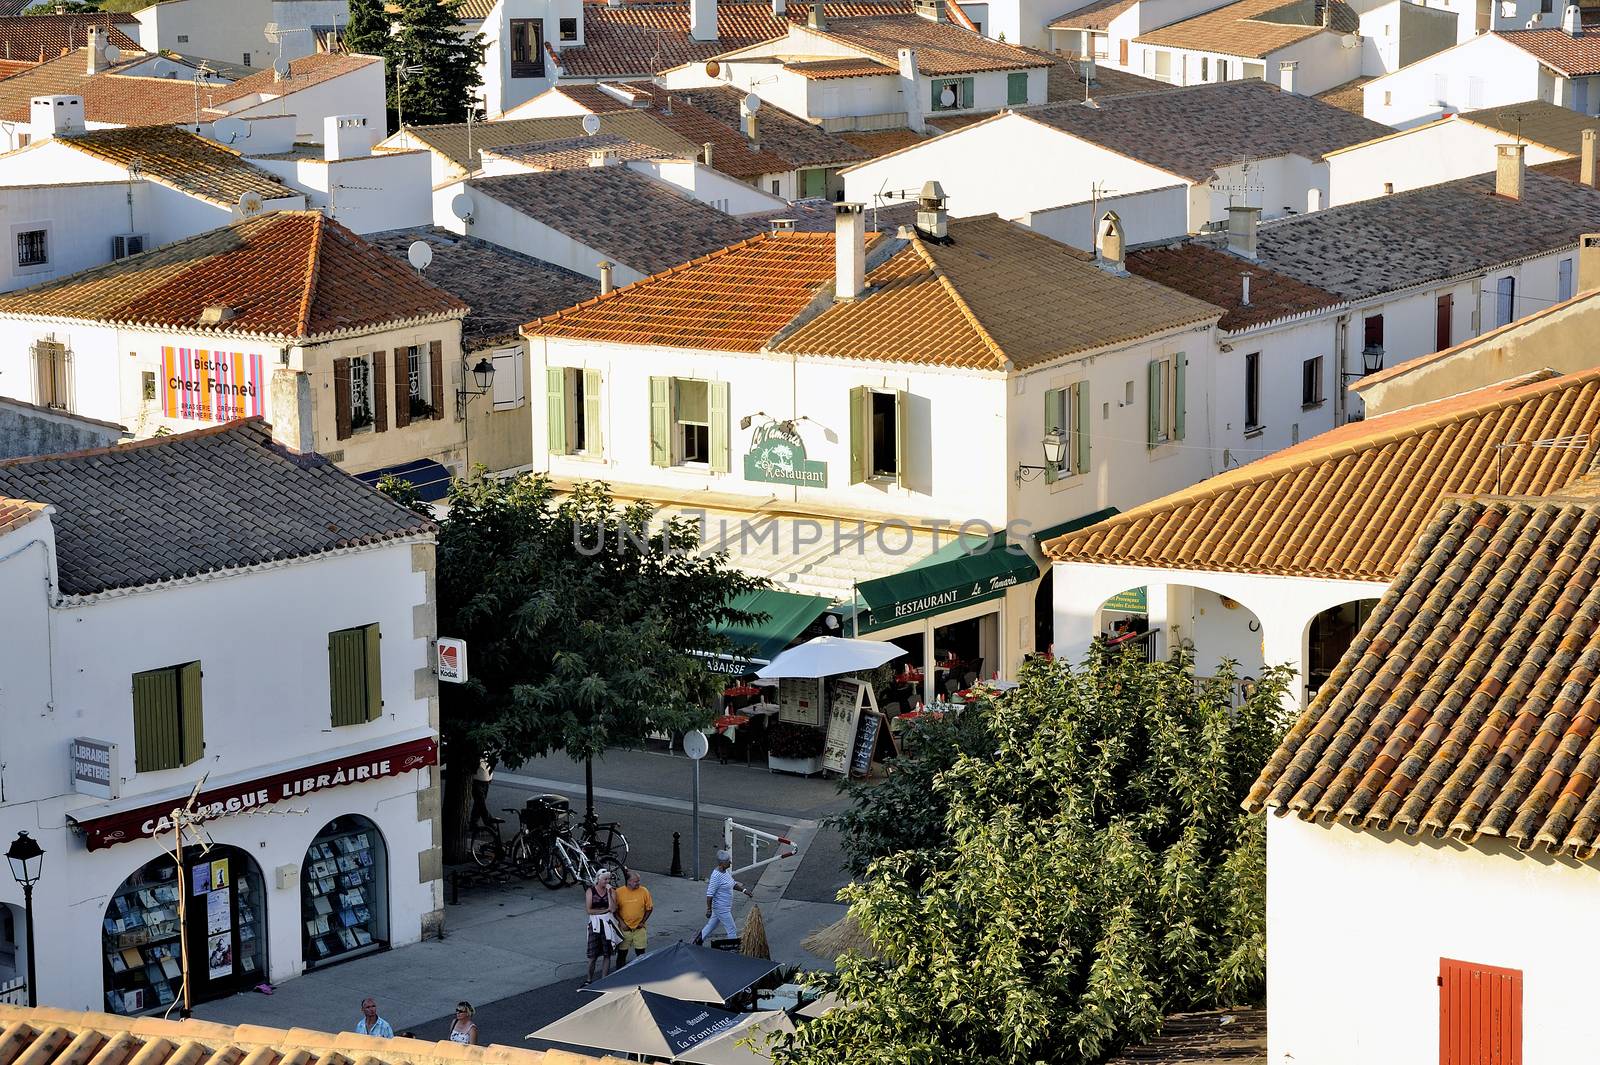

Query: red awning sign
[[72, 735, 438, 851]]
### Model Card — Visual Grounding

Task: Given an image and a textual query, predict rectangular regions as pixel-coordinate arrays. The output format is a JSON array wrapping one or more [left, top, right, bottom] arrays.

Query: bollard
[[670, 831, 683, 877]]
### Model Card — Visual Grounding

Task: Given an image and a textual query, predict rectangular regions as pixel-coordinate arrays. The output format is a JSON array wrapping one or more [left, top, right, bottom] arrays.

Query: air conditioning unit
[[110, 233, 147, 259]]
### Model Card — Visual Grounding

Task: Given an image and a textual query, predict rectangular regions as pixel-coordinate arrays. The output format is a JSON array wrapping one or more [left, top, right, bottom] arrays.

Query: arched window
[[301, 815, 389, 969]]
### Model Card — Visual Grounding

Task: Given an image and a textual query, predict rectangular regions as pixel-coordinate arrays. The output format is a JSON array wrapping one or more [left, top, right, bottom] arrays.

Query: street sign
[[683, 729, 709, 760], [70, 737, 119, 799], [436, 637, 468, 683]]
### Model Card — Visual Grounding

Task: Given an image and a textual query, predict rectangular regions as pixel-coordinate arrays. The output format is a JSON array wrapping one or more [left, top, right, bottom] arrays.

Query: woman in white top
[[449, 1002, 478, 1045]]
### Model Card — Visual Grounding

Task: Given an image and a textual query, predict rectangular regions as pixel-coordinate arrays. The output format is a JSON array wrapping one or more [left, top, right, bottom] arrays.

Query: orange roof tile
[[1046, 368, 1600, 580], [0, 48, 205, 124], [58, 124, 290, 205], [1127, 242, 1342, 331], [784, 55, 897, 77], [1135, 0, 1358, 59], [206, 52, 381, 104], [0, 212, 466, 342], [0, 496, 43, 536], [1498, 27, 1600, 76], [808, 14, 1053, 74], [0, 12, 137, 60]]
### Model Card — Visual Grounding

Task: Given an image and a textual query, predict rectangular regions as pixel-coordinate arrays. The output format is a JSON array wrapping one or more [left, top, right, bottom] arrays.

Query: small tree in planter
[[767, 720, 825, 776]]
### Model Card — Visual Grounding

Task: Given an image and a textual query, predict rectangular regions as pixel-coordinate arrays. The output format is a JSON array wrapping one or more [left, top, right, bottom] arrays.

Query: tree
[[387, 0, 482, 129], [23, 1, 98, 11], [778, 648, 1292, 1065], [342, 0, 392, 59], [408, 473, 765, 862]]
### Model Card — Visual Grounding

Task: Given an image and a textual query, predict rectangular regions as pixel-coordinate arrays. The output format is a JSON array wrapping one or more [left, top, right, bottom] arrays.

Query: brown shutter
[[394, 347, 411, 428], [373, 350, 388, 433], [430, 340, 445, 419], [333, 356, 352, 440]]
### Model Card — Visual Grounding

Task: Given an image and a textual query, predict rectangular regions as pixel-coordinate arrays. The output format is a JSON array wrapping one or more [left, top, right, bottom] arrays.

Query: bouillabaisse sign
[[71, 736, 437, 851]]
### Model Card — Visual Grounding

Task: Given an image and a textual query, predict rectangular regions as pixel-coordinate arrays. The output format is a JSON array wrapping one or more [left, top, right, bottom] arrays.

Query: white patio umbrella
[[676, 1010, 796, 1065], [754, 636, 904, 680]]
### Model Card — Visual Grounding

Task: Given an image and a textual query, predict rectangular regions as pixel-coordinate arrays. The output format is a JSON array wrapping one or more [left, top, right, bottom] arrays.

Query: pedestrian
[[584, 869, 617, 985], [356, 996, 394, 1037], [613, 870, 654, 966], [469, 757, 496, 831], [694, 850, 750, 946], [449, 1002, 478, 1045]]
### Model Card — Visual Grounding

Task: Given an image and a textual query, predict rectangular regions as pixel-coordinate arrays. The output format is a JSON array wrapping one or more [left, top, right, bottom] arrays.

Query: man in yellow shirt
[[613, 871, 654, 966]]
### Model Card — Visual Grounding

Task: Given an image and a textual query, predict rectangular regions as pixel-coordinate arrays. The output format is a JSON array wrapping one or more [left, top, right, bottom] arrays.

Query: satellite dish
[[1340, 32, 1358, 48], [939, 84, 957, 108], [213, 116, 246, 144], [151, 58, 175, 78], [450, 192, 476, 222], [103, 44, 120, 64], [407, 240, 433, 271], [581, 113, 601, 136], [742, 92, 761, 113], [273, 56, 291, 77], [705, 59, 721, 78], [237, 191, 264, 217]]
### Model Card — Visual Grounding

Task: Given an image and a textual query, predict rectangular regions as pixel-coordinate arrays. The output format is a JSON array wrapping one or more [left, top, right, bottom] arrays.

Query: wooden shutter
[[1435, 294, 1453, 352], [1074, 381, 1091, 475], [333, 356, 352, 440], [394, 348, 411, 428], [179, 661, 204, 766], [1146, 360, 1161, 446], [429, 340, 444, 419], [547, 367, 567, 454], [1173, 352, 1187, 441], [649, 376, 670, 467], [363, 623, 382, 721], [961, 78, 974, 108], [849, 385, 870, 484], [132, 668, 181, 773], [328, 627, 366, 726], [1008, 72, 1027, 105], [372, 350, 388, 432], [709, 380, 730, 473], [1440, 958, 1521, 1065], [893, 390, 908, 488], [1043, 388, 1064, 484], [583, 368, 602, 456], [34, 343, 55, 408]]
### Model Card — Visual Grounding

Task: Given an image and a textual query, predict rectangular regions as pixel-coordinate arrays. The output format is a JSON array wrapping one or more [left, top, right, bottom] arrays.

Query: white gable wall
[[1020, 184, 1190, 250], [222, 61, 387, 142], [440, 185, 641, 282], [1326, 119, 1569, 206], [1361, 35, 1544, 128]]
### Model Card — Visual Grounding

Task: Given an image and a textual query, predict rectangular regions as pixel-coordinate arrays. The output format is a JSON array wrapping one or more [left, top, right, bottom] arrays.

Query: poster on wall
[[205, 889, 230, 936], [822, 678, 866, 775], [161, 347, 266, 422], [191, 864, 211, 896], [777, 678, 823, 727], [206, 932, 233, 979], [210, 859, 230, 890]]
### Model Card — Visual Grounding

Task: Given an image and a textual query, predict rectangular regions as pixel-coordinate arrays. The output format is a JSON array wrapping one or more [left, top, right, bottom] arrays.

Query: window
[[1560, 256, 1574, 302], [1200, 56, 1208, 80], [1363, 314, 1384, 355], [14, 133, 27, 147], [350, 355, 374, 430], [771, 180, 781, 195], [141, 370, 156, 401], [1383, 181, 1394, 195], [1384, 89, 1391, 106], [492, 347, 526, 411], [1244, 351, 1262, 433], [1302, 355, 1324, 407], [1218, 58, 1231, 80], [849, 386, 906, 485], [547, 366, 599, 454], [1439, 958, 1521, 1065], [1436, 292, 1453, 351], [1006, 72, 1028, 105], [801, 168, 827, 197], [677, 379, 709, 462], [649, 376, 728, 470], [1496, 275, 1516, 327], [1043, 382, 1091, 481], [242, 51, 251, 66], [1242, 61, 1265, 80], [132, 662, 203, 773], [1146, 354, 1187, 447], [931, 77, 974, 111], [559, 16, 578, 41], [176, 33, 188, 43], [509, 19, 545, 78], [328, 624, 381, 727], [15, 228, 46, 267], [403, 344, 435, 419], [32, 338, 69, 410]]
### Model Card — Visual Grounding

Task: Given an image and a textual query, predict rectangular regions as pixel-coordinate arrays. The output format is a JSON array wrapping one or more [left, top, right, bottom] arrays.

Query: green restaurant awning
[[853, 532, 1041, 633], [1032, 506, 1119, 546], [711, 589, 834, 669]]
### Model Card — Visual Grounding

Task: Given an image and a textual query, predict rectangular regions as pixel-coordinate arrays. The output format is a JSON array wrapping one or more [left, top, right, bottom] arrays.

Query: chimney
[[30, 94, 84, 139], [1584, 128, 1597, 187], [702, 140, 714, 167], [1241, 273, 1252, 306], [807, 2, 826, 30], [1278, 60, 1297, 95], [1095, 213, 1124, 272], [835, 202, 865, 300], [743, 111, 759, 144], [1564, 2, 1582, 34], [913, 0, 946, 20], [588, 146, 619, 166], [599, 260, 614, 295], [1581, 233, 1600, 293], [1496, 142, 1525, 199], [85, 26, 106, 74], [917, 180, 948, 240], [898, 48, 925, 133], [690, 0, 718, 41], [1226, 204, 1260, 259], [773, 0, 785, 15], [771, 217, 796, 234], [323, 114, 370, 161]]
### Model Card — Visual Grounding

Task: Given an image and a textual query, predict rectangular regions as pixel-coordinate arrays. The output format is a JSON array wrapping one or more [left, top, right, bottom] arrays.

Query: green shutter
[[329, 627, 366, 726], [1008, 72, 1027, 105], [709, 380, 730, 474], [178, 662, 203, 766], [849, 385, 869, 484], [1043, 388, 1064, 484], [961, 78, 974, 108], [1174, 351, 1187, 441], [1147, 360, 1161, 446], [363, 623, 382, 721], [1074, 381, 1092, 475], [546, 367, 567, 455], [583, 368, 603, 455], [650, 376, 671, 467], [893, 390, 909, 488], [133, 668, 181, 773]]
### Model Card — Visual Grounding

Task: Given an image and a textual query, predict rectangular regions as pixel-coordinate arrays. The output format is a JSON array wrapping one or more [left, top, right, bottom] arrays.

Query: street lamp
[[456, 357, 498, 470], [1342, 343, 1385, 381], [6, 831, 42, 1007], [1016, 427, 1070, 484]]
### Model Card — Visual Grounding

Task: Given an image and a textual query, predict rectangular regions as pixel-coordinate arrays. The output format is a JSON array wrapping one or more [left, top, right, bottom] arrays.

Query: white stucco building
[[469, 0, 585, 116], [0, 419, 441, 1015]]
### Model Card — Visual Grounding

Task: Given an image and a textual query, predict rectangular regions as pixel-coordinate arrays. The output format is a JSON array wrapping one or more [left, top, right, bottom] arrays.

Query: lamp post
[[456, 357, 497, 471], [6, 831, 43, 1007], [1016, 427, 1071, 484]]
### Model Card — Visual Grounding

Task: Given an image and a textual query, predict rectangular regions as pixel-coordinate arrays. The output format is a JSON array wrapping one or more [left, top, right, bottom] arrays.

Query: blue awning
[[355, 459, 453, 502]]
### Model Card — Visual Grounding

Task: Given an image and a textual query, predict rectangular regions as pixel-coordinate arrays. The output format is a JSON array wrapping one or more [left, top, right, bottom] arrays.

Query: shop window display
[[301, 815, 388, 968]]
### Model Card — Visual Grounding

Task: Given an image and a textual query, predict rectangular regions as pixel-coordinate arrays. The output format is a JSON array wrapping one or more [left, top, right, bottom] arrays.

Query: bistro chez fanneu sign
[[70, 735, 438, 851]]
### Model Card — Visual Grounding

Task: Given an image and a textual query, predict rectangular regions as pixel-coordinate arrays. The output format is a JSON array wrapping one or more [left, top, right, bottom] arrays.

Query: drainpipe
[[1334, 311, 1350, 425]]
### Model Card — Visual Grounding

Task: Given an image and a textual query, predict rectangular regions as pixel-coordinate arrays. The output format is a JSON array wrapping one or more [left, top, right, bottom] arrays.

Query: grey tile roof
[[468, 168, 764, 277], [1027, 79, 1389, 180], [1255, 169, 1600, 300], [367, 226, 597, 347], [1459, 99, 1600, 154], [0, 421, 434, 596], [760, 196, 919, 231], [481, 133, 668, 170], [667, 85, 869, 169]]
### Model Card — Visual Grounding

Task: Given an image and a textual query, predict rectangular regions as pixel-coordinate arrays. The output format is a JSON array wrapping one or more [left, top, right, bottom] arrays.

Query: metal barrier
[[724, 819, 796, 878]]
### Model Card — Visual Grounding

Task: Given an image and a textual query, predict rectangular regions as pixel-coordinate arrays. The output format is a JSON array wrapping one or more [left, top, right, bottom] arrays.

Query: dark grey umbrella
[[530, 987, 747, 1058], [584, 941, 781, 1004]]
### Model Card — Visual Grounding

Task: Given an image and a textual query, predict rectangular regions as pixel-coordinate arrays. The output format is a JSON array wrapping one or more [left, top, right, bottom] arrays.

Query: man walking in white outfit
[[695, 850, 749, 945]]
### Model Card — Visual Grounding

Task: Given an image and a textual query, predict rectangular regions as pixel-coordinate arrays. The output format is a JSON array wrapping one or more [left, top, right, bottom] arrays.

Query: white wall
[[271, 0, 350, 60], [1268, 815, 1600, 1064], [481, 0, 586, 116], [1327, 119, 1569, 206], [624, 159, 787, 215], [1209, 153, 1325, 221], [0, 182, 150, 292], [1361, 35, 1544, 128], [251, 150, 433, 233], [136, 0, 275, 67], [1020, 184, 1190, 251], [444, 184, 645, 282], [499, 85, 594, 119], [224, 61, 387, 142], [1211, 314, 1341, 461]]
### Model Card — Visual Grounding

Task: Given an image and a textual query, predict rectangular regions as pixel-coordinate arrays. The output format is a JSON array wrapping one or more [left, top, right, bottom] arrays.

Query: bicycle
[[537, 813, 628, 889], [469, 807, 539, 876]]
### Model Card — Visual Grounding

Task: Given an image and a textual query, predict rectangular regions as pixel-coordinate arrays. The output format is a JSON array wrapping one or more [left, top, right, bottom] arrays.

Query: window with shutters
[[1146, 354, 1186, 447], [328, 624, 382, 727], [403, 345, 434, 419], [1439, 957, 1521, 1064], [1007, 72, 1028, 105], [32, 338, 70, 411], [848, 386, 908, 485], [349, 355, 374, 431], [931, 77, 974, 111], [1302, 355, 1324, 407], [491, 347, 526, 411], [1244, 351, 1262, 434], [132, 662, 204, 773], [648, 376, 727, 471], [1043, 382, 1091, 482], [509, 19, 545, 77], [546, 366, 598, 454]]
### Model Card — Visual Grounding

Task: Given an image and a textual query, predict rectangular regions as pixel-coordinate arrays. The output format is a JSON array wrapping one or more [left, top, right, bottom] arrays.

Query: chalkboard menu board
[[822, 679, 865, 775], [850, 713, 883, 777]]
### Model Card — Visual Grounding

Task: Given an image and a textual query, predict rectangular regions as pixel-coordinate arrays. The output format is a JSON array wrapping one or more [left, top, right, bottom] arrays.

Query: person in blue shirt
[[356, 996, 394, 1037], [694, 850, 751, 945]]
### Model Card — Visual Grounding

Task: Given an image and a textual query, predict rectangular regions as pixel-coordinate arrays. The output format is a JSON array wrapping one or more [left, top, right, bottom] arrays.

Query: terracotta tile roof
[[761, 195, 917, 230], [1458, 99, 1600, 154], [1051, 0, 1139, 31], [1047, 55, 1180, 100], [0, 12, 137, 62], [784, 55, 897, 77], [469, 167, 764, 276], [0, 421, 437, 596], [527, 230, 849, 351], [666, 85, 868, 169], [368, 225, 596, 346], [1127, 241, 1342, 331], [401, 111, 700, 171], [0, 212, 466, 342], [0, 57, 30, 79], [0, 496, 44, 536], [808, 14, 1053, 74], [1498, 27, 1600, 76], [1105, 1010, 1267, 1064], [544, 80, 657, 112], [1256, 169, 1600, 300], [457, 0, 496, 18], [1046, 368, 1600, 579], [1135, 0, 1358, 58], [482, 132, 669, 169], [1246, 489, 1600, 859], [57, 124, 291, 205], [0, 1006, 618, 1065], [839, 126, 929, 154], [641, 93, 800, 175], [1313, 74, 1371, 115], [1533, 155, 1583, 182], [1026, 80, 1388, 181], [0, 49, 205, 125], [205, 52, 381, 104], [554, 0, 920, 79]]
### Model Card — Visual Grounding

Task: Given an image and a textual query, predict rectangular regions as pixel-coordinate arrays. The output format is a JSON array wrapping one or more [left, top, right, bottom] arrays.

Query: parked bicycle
[[468, 807, 539, 876], [536, 807, 629, 889]]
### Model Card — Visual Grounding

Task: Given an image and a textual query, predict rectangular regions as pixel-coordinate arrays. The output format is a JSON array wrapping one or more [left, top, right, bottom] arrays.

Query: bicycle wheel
[[594, 853, 626, 886], [470, 834, 500, 869], [512, 835, 539, 879], [607, 831, 630, 869], [536, 841, 565, 890], [558, 840, 580, 886]]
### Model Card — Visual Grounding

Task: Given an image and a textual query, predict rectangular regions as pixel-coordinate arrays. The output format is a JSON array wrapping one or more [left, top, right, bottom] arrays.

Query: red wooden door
[[1436, 293, 1454, 352], [1439, 958, 1522, 1065], [1119, 39, 1129, 66]]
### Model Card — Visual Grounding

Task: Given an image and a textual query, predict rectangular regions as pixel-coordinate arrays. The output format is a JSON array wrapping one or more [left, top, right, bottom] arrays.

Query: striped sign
[[161, 347, 265, 422]]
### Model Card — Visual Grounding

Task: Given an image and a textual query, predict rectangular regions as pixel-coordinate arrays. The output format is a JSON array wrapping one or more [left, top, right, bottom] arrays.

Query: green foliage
[[779, 648, 1292, 1065], [24, 1, 98, 11], [387, 0, 483, 128], [343, 0, 392, 58], [766, 720, 826, 759]]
